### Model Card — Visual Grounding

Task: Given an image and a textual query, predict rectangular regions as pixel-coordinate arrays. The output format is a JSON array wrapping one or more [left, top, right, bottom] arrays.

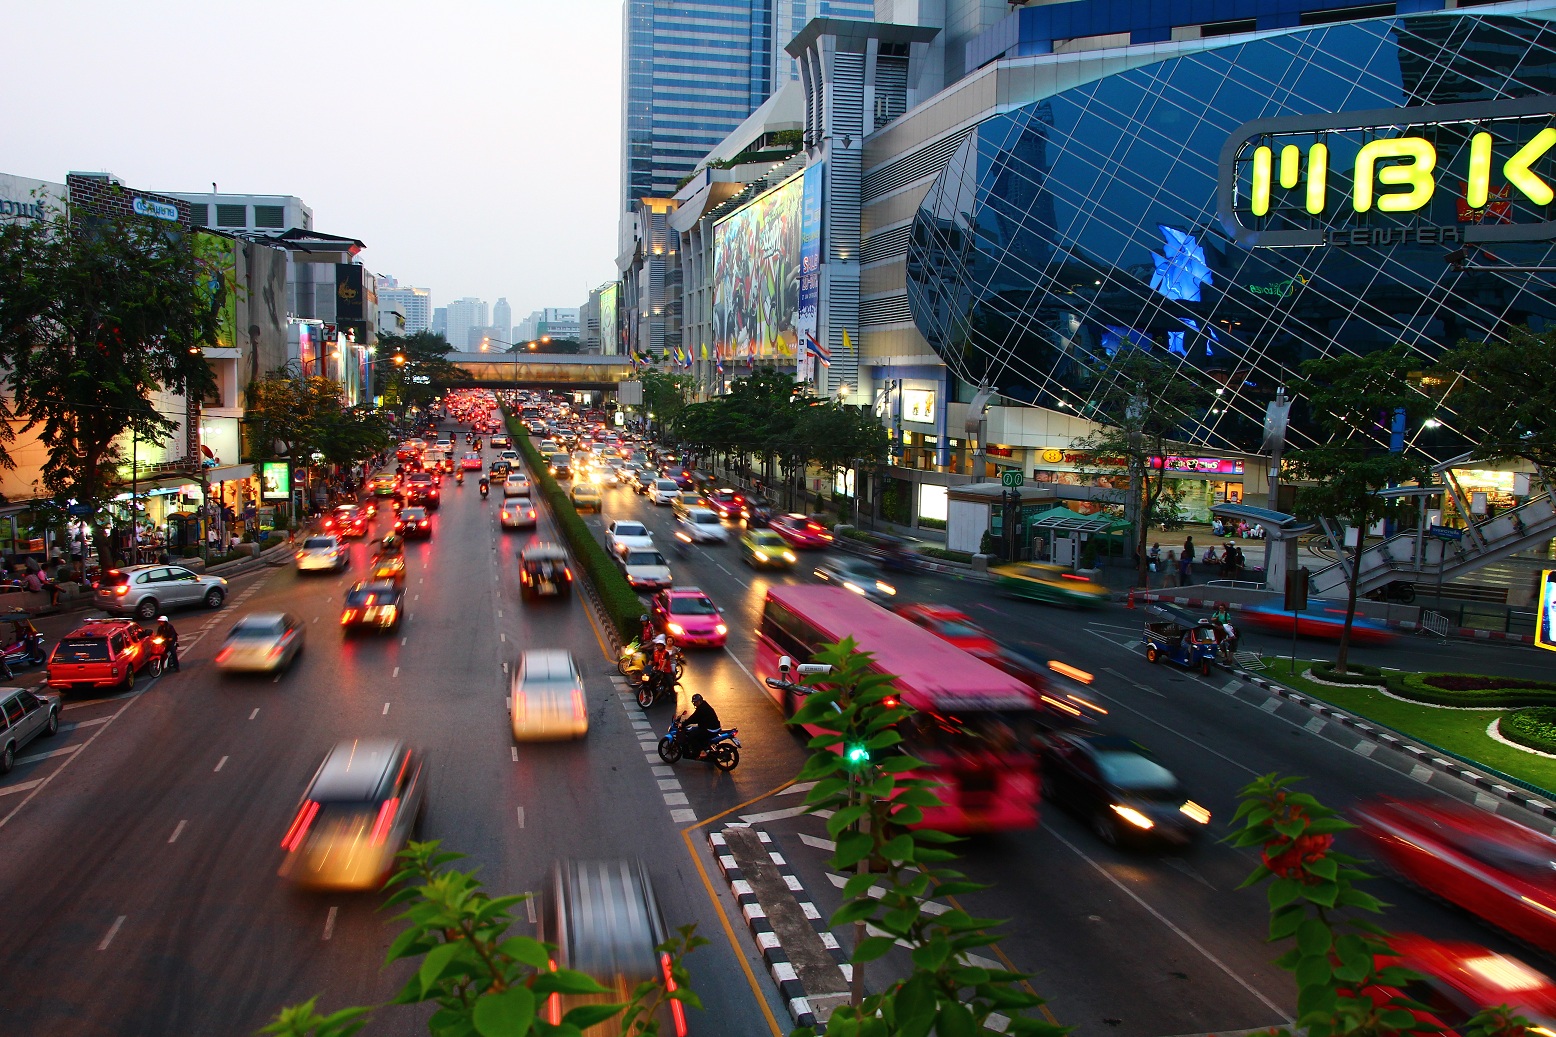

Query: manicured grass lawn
[[1252, 657, 1556, 797]]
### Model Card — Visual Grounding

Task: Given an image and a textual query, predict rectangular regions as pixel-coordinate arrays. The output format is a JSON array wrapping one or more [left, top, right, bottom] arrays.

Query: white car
[[500, 449, 519, 464], [539, 440, 560, 454], [503, 473, 531, 498], [617, 548, 673, 591], [501, 497, 538, 529], [216, 612, 305, 673], [679, 507, 729, 543], [650, 479, 680, 505], [510, 649, 588, 741], [607, 520, 655, 556], [296, 536, 349, 573]]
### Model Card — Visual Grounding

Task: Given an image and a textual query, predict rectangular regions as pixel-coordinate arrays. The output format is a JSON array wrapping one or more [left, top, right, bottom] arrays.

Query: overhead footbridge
[[442, 353, 637, 390]]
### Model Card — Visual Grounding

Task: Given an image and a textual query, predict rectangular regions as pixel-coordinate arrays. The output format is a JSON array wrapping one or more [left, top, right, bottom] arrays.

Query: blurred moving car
[[740, 498, 775, 528], [396, 507, 433, 540], [649, 479, 680, 505], [461, 452, 484, 470], [402, 471, 441, 511], [501, 497, 539, 530], [770, 514, 834, 548], [618, 548, 673, 591], [993, 562, 1108, 608], [296, 536, 350, 574], [46, 619, 157, 693], [340, 582, 404, 634], [216, 612, 306, 672], [1367, 935, 1556, 1036], [491, 433, 511, 448], [327, 505, 368, 539], [369, 540, 407, 586], [895, 604, 999, 655], [703, 488, 746, 520], [671, 491, 703, 519], [278, 739, 426, 891], [1355, 796, 1556, 954], [503, 472, 532, 498], [549, 453, 573, 480], [607, 520, 654, 556], [537, 859, 687, 1037], [812, 557, 896, 604], [94, 563, 228, 619], [739, 529, 796, 569], [678, 507, 729, 544], [1043, 732, 1210, 846], [570, 483, 602, 512], [0, 687, 60, 774], [520, 543, 573, 599], [510, 649, 588, 740], [370, 474, 399, 497], [651, 588, 727, 647], [1242, 598, 1396, 645]]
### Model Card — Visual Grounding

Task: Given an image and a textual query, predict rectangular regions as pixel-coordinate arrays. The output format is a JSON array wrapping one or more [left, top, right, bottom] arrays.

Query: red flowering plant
[[1232, 774, 1529, 1037]]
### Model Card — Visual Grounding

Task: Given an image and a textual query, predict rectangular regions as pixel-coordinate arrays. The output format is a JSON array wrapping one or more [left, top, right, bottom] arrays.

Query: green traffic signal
[[845, 744, 870, 766]]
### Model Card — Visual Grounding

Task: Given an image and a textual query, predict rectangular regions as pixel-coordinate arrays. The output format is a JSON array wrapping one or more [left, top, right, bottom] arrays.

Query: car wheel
[[711, 744, 739, 771], [29, 648, 44, 666], [0, 742, 13, 774], [136, 597, 159, 620], [657, 737, 682, 764], [1092, 810, 1120, 846], [121, 668, 135, 693], [204, 588, 225, 609], [1145, 646, 1159, 664], [43, 709, 59, 737]]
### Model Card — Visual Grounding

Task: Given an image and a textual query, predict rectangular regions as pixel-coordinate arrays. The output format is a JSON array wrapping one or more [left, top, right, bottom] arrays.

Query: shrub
[[918, 545, 972, 564], [1424, 674, 1556, 693], [508, 416, 642, 642], [1310, 662, 1556, 708], [917, 516, 947, 530], [1503, 707, 1556, 753]]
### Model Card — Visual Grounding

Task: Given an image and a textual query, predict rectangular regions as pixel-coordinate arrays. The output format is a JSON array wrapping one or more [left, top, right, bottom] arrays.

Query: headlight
[[1180, 801, 1211, 825], [783, 551, 796, 562], [876, 581, 897, 595], [667, 622, 685, 636], [753, 550, 768, 561], [715, 623, 727, 635], [1111, 804, 1155, 830]]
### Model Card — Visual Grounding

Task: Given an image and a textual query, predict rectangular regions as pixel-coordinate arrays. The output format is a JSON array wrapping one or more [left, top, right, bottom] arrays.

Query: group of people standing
[[1147, 535, 1250, 587]]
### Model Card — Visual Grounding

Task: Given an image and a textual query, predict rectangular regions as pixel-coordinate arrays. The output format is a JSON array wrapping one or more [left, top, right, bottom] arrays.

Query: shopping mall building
[[670, 0, 1556, 540]]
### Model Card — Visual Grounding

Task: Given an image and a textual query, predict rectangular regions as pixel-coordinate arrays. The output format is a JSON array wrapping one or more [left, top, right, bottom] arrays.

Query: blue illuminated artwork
[[1150, 226, 1212, 302]]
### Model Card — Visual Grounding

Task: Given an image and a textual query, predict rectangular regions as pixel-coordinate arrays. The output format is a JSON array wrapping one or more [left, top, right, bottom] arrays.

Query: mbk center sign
[[1218, 96, 1556, 248]]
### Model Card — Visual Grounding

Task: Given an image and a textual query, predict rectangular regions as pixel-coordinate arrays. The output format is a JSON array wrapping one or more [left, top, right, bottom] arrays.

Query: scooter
[[657, 713, 740, 770], [0, 615, 46, 676], [479, 480, 489, 498], [456, 470, 465, 487]]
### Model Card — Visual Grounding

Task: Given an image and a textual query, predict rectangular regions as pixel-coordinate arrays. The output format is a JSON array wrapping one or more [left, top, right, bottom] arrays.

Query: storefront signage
[[1219, 96, 1556, 248], [260, 462, 291, 501], [1149, 456, 1245, 476], [1246, 276, 1308, 297], [132, 196, 179, 222], [902, 388, 935, 423]]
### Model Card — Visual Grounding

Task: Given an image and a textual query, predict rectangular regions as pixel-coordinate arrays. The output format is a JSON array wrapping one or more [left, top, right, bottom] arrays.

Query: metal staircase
[[1307, 456, 1556, 600]]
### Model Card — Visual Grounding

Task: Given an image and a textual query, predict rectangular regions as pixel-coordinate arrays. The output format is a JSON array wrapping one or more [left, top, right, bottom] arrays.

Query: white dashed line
[[511, 746, 518, 762], [16, 745, 79, 765], [168, 820, 187, 844], [0, 779, 43, 797], [323, 906, 338, 940], [382, 702, 391, 715], [392, 666, 400, 678], [516, 806, 525, 828], [98, 916, 126, 951], [214, 756, 228, 772], [500, 633, 506, 642], [401, 636, 408, 645], [249, 708, 259, 720]]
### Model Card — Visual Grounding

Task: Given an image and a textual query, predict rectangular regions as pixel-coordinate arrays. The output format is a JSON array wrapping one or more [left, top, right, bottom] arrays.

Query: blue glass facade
[[905, 11, 1556, 460]]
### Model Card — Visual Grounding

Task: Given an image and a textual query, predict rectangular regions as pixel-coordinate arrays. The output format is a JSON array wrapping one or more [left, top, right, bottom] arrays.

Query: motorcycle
[[0, 614, 46, 677], [658, 713, 740, 770], [635, 665, 683, 708], [479, 480, 489, 498], [146, 634, 171, 677], [618, 639, 685, 680], [456, 470, 465, 487]]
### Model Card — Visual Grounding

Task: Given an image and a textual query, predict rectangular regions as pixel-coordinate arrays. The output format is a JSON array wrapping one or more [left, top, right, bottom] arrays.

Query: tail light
[[563, 568, 573, 580], [282, 800, 320, 851], [341, 610, 357, 624], [216, 646, 234, 663], [661, 952, 688, 1036], [546, 960, 562, 1025], [267, 645, 283, 660], [572, 686, 585, 718], [115, 585, 129, 596], [369, 797, 400, 845]]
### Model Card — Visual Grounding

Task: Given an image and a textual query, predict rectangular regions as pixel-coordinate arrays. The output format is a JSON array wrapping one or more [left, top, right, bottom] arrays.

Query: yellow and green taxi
[[739, 529, 797, 569], [992, 562, 1109, 607], [570, 482, 602, 512]]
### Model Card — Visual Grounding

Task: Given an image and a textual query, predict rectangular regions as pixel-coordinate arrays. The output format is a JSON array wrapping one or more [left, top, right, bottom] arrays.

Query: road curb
[[708, 826, 849, 1029], [1138, 591, 1534, 644], [1223, 662, 1556, 821]]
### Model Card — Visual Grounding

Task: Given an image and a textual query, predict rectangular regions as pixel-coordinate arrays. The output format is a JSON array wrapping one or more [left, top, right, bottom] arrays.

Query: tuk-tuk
[[519, 543, 573, 599], [1142, 603, 1221, 676]]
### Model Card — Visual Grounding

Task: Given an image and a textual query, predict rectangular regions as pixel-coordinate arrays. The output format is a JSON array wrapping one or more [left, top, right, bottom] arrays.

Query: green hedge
[[918, 545, 972, 564], [1503, 707, 1556, 754], [1310, 661, 1556, 708], [506, 415, 642, 643]]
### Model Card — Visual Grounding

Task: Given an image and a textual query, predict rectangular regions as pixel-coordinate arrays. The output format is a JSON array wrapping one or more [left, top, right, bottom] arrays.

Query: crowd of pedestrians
[[1147, 534, 1250, 588]]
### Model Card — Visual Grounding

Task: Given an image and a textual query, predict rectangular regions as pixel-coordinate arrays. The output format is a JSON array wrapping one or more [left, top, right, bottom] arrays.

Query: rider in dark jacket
[[682, 693, 720, 756]]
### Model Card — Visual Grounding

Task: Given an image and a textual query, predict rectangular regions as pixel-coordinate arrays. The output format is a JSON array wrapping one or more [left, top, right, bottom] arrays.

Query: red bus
[[755, 585, 1042, 833]]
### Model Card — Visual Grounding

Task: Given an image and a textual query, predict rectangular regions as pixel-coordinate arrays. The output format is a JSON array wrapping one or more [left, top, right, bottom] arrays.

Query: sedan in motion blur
[[340, 581, 404, 634], [770, 513, 834, 549], [279, 739, 426, 891], [651, 587, 727, 647], [1043, 732, 1210, 847], [739, 529, 795, 569], [510, 649, 588, 741], [296, 536, 349, 573], [813, 557, 896, 604], [216, 613, 305, 674]]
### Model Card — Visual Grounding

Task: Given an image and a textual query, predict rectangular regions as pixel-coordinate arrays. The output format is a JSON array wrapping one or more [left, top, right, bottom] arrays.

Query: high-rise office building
[[444, 297, 488, 355], [492, 298, 512, 344], [377, 277, 432, 334], [431, 307, 448, 338]]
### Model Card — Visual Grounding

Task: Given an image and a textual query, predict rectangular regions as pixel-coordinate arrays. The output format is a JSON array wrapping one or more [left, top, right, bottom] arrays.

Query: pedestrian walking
[[1164, 550, 1179, 587], [155, 615, 180, 672], [1178, 550, 1193, 585]]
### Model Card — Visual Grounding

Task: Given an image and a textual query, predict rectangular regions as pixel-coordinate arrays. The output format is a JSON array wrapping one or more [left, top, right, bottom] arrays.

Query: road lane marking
[[500, 633, 506, 642], [98, 915, 126, 951], [1046, 824, 1289, 1021], [497, 610, 502, 618], [1101, 666, 1163, 697], [511, 746, 518, 762], [17, 745, 79, 765], [516, 806, 525, 828], [392, 666, 400, 678], [214, 756, 228, 772], [1083, 686, 1260, 778], [323, 906, 338, 940], [249, 708, 260, 720], [382, 702, 391, 715], [168, 820, 187, 844], [0, 779, 43, 797], [401, 636, 408, 645]]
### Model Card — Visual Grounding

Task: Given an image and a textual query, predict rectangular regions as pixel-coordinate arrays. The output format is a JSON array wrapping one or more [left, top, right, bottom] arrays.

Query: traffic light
[[845, 744, 870, 767]]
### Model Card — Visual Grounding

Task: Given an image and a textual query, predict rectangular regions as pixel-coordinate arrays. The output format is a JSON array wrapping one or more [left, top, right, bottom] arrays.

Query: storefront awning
[[205, 463, 256, 483]]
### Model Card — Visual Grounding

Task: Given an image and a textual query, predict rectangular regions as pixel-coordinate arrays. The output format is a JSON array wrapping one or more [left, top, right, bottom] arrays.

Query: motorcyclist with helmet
[[479, 476, 489, 497], [681, 693, 720, 758]]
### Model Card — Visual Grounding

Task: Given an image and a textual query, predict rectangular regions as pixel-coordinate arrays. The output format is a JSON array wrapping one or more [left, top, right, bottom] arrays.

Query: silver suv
[[93, 564, 229, 620], [0, 687, 60, 774]]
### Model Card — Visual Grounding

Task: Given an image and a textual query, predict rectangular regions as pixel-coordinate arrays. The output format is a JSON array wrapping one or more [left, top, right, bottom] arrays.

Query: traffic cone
[[1126, 588, 1135, 609]]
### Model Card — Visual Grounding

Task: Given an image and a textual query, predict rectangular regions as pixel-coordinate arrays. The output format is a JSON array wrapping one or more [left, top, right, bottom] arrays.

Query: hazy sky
[[0, 0, 623, 322]]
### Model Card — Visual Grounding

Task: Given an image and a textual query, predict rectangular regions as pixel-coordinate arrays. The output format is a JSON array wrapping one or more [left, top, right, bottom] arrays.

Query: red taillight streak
[[546, 960, 562, 1024], [661, 952, 687, 1036], [282, 800, 320, 851], [114, 585, 129, 596], [369, 797, 399, 845], [572, 686, 584, 718], [1060, 573, 1090, 582], [216, 646, 233, 663]]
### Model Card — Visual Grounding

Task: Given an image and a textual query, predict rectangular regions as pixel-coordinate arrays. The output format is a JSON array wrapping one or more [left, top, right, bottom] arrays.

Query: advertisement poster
[[713, 171, 804, 359], [1538, 569, 1556, 653], [335, 264, 365, 324], [599, 282, 619, 356], [261, 462, 291, 501]]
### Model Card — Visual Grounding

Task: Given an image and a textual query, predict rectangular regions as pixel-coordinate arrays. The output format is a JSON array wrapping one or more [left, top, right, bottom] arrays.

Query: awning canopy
[[1209, 502, 1312, 532]]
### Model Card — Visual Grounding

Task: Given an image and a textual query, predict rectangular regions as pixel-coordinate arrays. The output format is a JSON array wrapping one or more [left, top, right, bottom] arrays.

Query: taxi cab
[[993, 562, 1109, 607], [370, 474, 398, 497], [570, 483, 601, 512], [340, 581, 404, 634]]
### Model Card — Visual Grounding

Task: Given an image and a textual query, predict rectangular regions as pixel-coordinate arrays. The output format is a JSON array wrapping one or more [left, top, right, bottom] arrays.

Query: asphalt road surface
[[3, 434, 1553, 1037]]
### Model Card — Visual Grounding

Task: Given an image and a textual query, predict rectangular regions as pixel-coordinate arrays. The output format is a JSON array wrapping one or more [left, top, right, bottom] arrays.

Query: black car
[[740, 498, 774, 527], [519, 544, 573, 599], [340, 581, 404, 634], [1041, 733, 1211, 847], [396, 507, 433, 540]]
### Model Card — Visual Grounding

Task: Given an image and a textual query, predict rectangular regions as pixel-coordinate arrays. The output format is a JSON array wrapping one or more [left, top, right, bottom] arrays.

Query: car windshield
[[615, 523, 646, 536], [551, 455, 569, 465], [656, 480, 677, 490], [1095, 750, 1179, 792], [625, 551, 666, 567], [670, 596, 717, 615], [232, 619, 285, 638], [402, 509, 426, 520], [304, 538, 335, 550], [752, 533, 785, 547]]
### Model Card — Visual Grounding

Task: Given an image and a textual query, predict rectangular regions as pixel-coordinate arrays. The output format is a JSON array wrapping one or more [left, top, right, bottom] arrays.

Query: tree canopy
[[376, 331, 470, 410], [245, 371, 393, 469], [1436, 326, 1556, 470]]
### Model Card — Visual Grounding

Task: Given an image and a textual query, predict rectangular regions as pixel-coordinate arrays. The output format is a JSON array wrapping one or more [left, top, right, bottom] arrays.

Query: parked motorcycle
[[657, 712, 740, 770], [0, 614, 46, 677]]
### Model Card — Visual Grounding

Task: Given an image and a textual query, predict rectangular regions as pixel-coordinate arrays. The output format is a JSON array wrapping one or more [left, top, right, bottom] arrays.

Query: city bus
[[755, 584, 1042, 833]]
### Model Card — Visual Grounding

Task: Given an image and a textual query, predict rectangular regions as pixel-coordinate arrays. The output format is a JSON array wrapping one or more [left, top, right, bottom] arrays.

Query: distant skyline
[[0, 0, 623, 318]]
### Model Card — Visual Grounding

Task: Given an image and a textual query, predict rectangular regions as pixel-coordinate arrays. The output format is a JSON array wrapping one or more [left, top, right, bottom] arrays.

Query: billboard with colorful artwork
[[713, 171, 803, 360]]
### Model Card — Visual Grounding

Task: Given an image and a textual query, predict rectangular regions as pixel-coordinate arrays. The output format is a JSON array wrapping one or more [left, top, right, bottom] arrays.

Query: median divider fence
[[504, 415, 641, 646]]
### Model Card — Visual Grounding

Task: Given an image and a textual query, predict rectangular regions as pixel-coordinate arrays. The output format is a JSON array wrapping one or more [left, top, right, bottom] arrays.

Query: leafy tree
[[0, 203, 218, 566], [795, 402, 890, 514], [245, 372, 392, 473], [377, 332, 469, 410], [1286, 345, 1428, 674], [638, 368, 696, 437], [1070, 351, 1214, 586], [1436, 326, 1556, 469], [509, 337, 581, 355]]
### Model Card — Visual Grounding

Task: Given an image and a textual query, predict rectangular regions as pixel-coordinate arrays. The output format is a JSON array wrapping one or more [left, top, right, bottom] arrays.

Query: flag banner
[[806, 331, 831, 367]]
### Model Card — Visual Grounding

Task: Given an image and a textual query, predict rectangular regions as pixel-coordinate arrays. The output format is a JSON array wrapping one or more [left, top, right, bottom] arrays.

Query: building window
[[188, 204, 210, 227], [1299, 4, 1394, 25], [1200, 18, 1257, 37], [253, 204, 284, 229], [216, 204, 247, 228]]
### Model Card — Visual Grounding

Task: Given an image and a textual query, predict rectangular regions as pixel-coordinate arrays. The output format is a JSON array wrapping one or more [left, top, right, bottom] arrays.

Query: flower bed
[[1309, 661, 1556, 708]]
